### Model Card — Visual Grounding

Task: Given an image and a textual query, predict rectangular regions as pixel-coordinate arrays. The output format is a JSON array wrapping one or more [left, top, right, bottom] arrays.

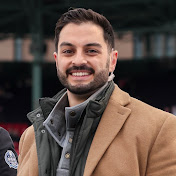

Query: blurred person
[[17, 8, 176, 176], [0, 127, 18, 176]]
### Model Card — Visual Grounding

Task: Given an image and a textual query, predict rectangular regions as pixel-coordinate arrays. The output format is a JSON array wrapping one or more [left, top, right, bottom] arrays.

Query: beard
[[57, 60, 110, 95]]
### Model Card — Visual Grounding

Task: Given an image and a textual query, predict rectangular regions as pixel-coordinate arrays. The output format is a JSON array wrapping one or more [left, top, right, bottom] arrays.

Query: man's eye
[[62, 50, 73, 54], [87, 49, 98, 54]]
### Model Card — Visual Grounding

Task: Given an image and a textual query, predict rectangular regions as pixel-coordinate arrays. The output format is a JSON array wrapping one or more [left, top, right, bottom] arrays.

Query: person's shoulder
[[0, 127, 13, 144], [112, 84, 176, 123], [131, 96, 175, 118], [0, 127, 18, 173], [20, 125, 35, 141], [0, 127, 10, 136], [128, 96, 176, 133], [20, 125, 35, 145]]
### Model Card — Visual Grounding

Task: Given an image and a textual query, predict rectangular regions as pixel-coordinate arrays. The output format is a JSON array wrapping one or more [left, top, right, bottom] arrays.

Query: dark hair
[[54, 8, 115, 52]]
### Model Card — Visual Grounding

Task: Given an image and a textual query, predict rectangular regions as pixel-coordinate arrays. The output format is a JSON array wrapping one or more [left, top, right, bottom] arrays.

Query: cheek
[[98, 58, 110, 70], [91, 58, 106, 69], [56, 60, 68, 73]]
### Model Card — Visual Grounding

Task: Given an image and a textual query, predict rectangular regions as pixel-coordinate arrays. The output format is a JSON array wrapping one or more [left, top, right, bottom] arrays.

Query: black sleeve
[[0, 127, 18, 176]]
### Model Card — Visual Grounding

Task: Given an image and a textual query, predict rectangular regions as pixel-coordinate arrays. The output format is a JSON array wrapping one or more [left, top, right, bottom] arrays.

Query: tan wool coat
[[17, 85, 176, 176]]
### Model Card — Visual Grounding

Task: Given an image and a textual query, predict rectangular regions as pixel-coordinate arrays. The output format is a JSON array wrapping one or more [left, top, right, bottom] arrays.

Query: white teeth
[[72, 72, 89, 76]]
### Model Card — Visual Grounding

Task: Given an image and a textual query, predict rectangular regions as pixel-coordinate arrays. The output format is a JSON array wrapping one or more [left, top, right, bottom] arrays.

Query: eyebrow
[[60, 42, 102, 48], [60, 42, 74, 47], [85, 43, 102, 48]]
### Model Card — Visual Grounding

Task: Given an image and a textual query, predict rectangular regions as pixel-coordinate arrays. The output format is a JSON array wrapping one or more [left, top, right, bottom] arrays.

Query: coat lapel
[[84, 85, 131, 176]]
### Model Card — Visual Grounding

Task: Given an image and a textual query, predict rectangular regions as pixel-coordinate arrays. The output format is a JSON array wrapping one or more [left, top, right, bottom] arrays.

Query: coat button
[[41, 129, 45, 133], [36, 113, 40, 117], [65, 153, 70, 159], [70, 111, 76, 117]]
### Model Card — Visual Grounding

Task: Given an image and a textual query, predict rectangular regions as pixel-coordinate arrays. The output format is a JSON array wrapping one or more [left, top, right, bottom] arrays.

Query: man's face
[[54, 22, 117, 95]]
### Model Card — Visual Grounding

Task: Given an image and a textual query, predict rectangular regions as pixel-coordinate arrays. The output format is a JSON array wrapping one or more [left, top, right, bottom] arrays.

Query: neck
[[66, 82, 110, 107], [67, 90, 95, 107]]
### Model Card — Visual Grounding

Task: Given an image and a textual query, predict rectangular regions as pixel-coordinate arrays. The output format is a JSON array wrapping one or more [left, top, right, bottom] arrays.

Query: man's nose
[[72, 52, 87, 65]]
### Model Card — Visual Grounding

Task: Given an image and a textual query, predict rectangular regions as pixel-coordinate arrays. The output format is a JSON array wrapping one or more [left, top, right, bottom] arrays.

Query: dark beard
[[57, 63, 109, 95]]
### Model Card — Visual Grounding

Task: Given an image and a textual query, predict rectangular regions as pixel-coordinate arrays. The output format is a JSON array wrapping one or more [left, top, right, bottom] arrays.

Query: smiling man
[[54, 21, 117, 106], [17, 8, 176, 176]]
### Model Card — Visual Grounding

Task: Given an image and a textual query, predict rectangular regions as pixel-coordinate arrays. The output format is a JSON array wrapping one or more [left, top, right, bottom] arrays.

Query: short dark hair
[[54, 8, 115, 52]]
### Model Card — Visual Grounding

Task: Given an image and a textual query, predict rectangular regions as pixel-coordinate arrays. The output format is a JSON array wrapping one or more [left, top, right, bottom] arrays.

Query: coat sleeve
[[0, 127, 18, 176], [17, 126, 39, 176], [146, 114, 176, 175], [17, 126, 27, 168]]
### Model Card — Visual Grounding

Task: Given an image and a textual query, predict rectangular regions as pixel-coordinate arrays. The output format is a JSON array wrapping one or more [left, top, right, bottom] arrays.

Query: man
[[17, 8, 176, 176], [0, 127, 18, 176]]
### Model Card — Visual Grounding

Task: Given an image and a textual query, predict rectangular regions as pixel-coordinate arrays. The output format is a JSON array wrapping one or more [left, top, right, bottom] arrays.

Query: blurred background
[[0, 0, 176, 153]]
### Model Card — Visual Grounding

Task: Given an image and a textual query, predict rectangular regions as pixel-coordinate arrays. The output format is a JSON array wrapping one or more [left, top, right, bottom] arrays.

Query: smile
[[71, 72, 90, 76]]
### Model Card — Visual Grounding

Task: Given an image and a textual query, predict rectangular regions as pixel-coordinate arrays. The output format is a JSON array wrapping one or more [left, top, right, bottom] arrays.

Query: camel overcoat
[[17, 85, 176, 176]]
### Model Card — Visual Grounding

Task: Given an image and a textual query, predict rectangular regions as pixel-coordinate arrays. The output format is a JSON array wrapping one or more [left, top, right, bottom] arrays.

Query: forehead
[[58, 22, 107, 47]]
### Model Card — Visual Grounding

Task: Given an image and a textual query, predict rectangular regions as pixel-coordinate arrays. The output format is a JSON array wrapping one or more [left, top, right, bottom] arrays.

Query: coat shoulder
[[130, 96, 176, 121], [18, 126, 38, 176], [112, 84, 176, 136], [18, 125, 35, 155]]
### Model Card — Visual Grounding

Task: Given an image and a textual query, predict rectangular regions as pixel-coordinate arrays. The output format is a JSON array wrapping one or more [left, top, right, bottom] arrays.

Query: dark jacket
[[18, 82, 114, 176], [0, 127, 18, 176]]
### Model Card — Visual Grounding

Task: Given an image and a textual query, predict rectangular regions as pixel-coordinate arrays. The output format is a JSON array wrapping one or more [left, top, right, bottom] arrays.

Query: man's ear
[[53, 52, 58, 66], [109, 50, 118, 72], [53, 52, 57, 60]]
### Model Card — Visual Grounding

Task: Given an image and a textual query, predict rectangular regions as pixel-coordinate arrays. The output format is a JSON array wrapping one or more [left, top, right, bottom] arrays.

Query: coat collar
[[84, 85, 131, 176]]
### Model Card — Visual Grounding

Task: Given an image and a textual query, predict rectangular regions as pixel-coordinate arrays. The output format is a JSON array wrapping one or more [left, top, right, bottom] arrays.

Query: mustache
[[66, 65, 95, 74]]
